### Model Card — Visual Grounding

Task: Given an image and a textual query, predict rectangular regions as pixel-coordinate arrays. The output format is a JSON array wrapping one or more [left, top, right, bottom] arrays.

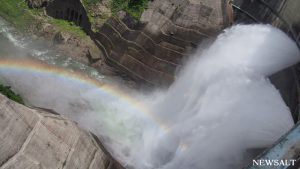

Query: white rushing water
[[142, 24, 300, 169], [0, 22, 300, 169]]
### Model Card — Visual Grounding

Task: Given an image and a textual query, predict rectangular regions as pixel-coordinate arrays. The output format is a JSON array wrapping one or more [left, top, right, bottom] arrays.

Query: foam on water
[[0, 23, 299, 169]]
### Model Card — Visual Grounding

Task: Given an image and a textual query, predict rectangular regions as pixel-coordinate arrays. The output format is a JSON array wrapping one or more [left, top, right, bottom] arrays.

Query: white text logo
[[253, 159, 296, 166]]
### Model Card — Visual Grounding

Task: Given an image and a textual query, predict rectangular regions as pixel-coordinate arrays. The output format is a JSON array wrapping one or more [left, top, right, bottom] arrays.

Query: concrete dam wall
[[30, 0, 231, 86], [92, 0, 231, 86], [0, 94, 124, 169], [45, 0, 91, 32], [233, 0, 300, 121], [234, 0, 300, 43]]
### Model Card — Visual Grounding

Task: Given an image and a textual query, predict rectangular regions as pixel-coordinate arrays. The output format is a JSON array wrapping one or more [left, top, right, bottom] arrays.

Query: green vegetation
[[0, 0, 87, 39], [0, 84, 24, 104], [82, 0, 102, 7], [81, 0, 109, 29], [0, 0, 38, 30], [112, 0, 149, 19], [48, 19, 87, 38], [0, 0, 148, 35]]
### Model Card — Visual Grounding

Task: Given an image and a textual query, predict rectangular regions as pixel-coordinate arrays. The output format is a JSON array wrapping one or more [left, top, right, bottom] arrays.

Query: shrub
[[0, 84, 24, 104], [112, 0, 149, 19]]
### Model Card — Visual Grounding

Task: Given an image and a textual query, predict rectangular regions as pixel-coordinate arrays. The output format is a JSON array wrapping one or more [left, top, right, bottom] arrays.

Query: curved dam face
[[91, 0, 231, 86]]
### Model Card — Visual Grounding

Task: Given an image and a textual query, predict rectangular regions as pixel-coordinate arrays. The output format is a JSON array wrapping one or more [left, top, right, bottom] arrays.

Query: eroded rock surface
[[27, 0, 50, 8], [0, 94, 123, 169]]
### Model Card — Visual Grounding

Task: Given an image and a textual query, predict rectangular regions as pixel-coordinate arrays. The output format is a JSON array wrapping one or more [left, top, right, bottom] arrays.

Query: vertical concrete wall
[[272, 0, 300, 42], [233, 0, 300, 121], [233, 0, 299, 42], [234, 0, 282, 23], [46, 0, 91, 33], [270, 0, 300, 121]]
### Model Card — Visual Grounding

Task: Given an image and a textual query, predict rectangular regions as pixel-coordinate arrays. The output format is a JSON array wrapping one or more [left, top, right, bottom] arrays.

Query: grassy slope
[[0, 0, 37, 30], [0, 1, 86, 104], [0, 0, 150, 35], [83, 0, 149, 22], [0, 84, 24, 104], [112, 0, 149, 19], [0, 0, 87, 38], [0, 0, 25, 104], [82, 0, 102, 7], [0, 0, 149, 35], [48, 19, 87, 38]]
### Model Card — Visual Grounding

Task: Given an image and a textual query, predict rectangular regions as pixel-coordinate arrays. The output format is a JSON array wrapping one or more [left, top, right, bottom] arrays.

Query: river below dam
[[0, 17, 107, 81], [0, 16, 300, 169]]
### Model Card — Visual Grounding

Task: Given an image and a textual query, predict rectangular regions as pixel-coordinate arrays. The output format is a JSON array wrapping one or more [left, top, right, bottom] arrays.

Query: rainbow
[[0, 58, 169, 131]]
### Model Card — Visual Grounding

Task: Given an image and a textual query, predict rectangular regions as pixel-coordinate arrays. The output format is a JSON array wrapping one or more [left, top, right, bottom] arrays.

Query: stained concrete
[[93, 0, 230, 86], [46, 0, 91, 33], [233, 0, 300, 121], [0, 94, 124, 169], [26, 0, 231, 86]]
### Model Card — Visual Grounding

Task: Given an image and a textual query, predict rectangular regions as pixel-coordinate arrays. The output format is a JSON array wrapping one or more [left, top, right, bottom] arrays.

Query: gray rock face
[[27, 0, 51, 8], [93, 0, 231, 86], [45, 0, 91, 33], [53, 31, 71, 44], [0, 94, 124, 169]]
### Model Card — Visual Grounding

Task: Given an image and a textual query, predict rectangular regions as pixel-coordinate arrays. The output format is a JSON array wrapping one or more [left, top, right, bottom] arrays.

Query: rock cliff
[[27, 0, 50, 8], [0, 94, 124, 169]]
